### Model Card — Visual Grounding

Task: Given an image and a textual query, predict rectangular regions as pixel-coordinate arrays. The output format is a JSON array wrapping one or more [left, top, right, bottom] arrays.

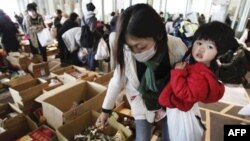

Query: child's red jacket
[[159, 62, 225, 111]]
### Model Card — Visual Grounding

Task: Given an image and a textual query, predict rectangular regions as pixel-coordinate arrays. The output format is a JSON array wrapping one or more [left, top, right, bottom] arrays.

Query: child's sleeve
[[170, 67, 224, 103]]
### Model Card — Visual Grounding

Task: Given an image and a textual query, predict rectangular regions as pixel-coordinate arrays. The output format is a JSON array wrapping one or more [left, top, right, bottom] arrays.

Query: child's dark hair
[[189, 21, 239, 72]]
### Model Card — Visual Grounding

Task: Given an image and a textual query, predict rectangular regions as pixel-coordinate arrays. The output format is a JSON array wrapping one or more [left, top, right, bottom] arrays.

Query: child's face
[[192, 39, 218, 66]]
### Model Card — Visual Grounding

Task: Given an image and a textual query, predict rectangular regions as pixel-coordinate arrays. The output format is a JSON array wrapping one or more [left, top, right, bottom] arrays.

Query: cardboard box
[[8, 74, 34, 87], [0, 114, 38, 141], [28, 62, 50, 78], [6, 53, 30, 70], [56, 111, 132, 141], [50, 65, 87, 77], [35, 81, 82, 103], [9, 79, 48, 108], [41, 81, 107, 129], [114, 96, 132, 117], [94, 71, 114, 86], [47, 46, 58, 56], [0, 103, 16, 119]]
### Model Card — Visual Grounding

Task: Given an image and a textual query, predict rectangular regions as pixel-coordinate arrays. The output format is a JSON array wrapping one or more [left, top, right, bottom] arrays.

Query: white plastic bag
[[95, 38, 110, 60], [167, 103, 204, 141], [78, 48, 88, 64], [37, 28, 53, 47]]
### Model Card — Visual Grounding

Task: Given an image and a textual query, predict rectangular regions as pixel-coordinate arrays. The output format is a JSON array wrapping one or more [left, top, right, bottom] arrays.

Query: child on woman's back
[[159, 21, 239, 141]]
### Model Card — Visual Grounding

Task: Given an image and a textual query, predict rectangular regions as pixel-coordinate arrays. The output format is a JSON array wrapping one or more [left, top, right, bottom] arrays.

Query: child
[[158, 21, 239, 141]]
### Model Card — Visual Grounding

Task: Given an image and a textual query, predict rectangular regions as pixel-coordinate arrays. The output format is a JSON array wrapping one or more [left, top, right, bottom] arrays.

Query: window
[[132, 0, 147, 5], [104, 0, 113, 22]]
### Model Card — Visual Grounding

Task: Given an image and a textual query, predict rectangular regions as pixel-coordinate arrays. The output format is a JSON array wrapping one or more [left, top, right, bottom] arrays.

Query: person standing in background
[[25, 3, 47, 62], [0, 9, 20, 53]]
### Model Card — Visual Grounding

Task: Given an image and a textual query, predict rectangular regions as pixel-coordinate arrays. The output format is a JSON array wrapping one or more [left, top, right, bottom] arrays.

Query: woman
[[96, 4, 187, 141], [25, 3, 47, 62]]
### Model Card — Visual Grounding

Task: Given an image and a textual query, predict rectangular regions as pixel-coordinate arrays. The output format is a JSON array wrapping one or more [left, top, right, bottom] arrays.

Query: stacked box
[[9, 79, 48, 111], [0, 114, 37, 141]]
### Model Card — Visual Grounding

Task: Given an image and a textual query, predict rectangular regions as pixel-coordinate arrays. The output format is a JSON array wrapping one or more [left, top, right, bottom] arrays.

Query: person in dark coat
[[57, 12, 79, 65], [0, 9, 20, 53]]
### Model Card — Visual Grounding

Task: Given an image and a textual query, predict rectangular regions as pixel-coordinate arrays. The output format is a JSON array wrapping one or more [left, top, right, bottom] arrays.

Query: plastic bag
[[167, 103, 204, 141], [37, 28, 53, 47], [95, 38, 110, 60]]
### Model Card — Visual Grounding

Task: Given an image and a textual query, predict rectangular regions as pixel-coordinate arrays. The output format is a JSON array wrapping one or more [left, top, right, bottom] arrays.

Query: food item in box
[[119, 108, 131, 116], [16, 135, 33, 141], [74, 126, 114, 141], [113, 130, 126, 141], [69, 71, 87, 79], [48, 78, 61, 87], [29, 126, 55, 141]]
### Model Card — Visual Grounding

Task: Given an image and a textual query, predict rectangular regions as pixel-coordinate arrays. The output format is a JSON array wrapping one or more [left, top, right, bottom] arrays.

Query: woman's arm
[[102, 65, 126, 112], [26, 15, 44, 34]]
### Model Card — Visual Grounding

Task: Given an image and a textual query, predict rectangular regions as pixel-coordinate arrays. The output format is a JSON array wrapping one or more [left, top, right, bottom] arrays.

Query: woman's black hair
[[116, 4, 168, 72], [86, 2, 96, 11], [190, 21, 239, 72], [56, 9, 62, 15], [69, 12, 78, 21], [27, 3, 37, 11]]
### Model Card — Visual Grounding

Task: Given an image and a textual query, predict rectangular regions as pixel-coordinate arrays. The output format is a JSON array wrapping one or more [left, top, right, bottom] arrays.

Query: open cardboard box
[[0, 114, 38, 141], [0, 103, 17, 119], [9, 78, 48, 108], [47, 46, 58, 56], [7, 74, 34, 87], [50, 65, 87, 77], [114, 96, 132, 117], [6, 52, 30, 70], [56, 110, 132, 141], [40, 81, 107, 129], [94, 71, 114, 86], [28, 62, 50, 78]]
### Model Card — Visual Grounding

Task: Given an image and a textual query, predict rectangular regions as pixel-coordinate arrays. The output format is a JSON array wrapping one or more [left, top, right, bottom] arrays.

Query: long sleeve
[[170, 63, 224, 103], [25, 15, 44, 34], [159, 63, 225, 111], [102, 65, 126, 110]]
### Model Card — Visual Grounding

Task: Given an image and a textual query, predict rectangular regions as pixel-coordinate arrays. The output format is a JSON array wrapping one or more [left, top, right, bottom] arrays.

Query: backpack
[[80, 19, 94, 48]]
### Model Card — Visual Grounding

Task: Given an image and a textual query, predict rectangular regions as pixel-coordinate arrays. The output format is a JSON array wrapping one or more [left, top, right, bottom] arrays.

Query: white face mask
[[133, 46, 156, 62], [28, 11, 36, 18]]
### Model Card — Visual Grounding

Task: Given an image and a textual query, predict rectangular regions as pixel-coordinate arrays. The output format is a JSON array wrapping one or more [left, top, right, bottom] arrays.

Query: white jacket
[[62, 27, 81, 53], [102, 35, 187, 122]]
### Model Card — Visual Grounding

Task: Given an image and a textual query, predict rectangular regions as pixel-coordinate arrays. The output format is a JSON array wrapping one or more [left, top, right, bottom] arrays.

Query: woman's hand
[[95, 112, 109, 130], [174, 62, 187, 69]]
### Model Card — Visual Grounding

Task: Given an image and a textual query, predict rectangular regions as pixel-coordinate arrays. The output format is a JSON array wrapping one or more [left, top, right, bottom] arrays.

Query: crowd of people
[[0, 2, 250, 141]]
